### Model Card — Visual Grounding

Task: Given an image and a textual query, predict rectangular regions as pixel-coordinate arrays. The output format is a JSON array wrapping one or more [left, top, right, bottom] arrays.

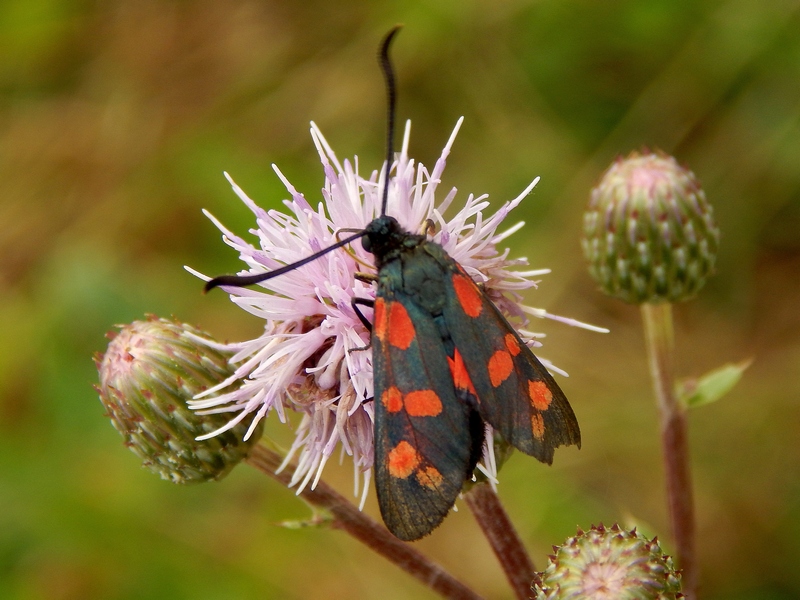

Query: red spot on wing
[[404, 390, 443, 417], [488, 350, 514, 387], [448, 349, 478, 397], [374, 298, 387, 342], [453, 274, 483, 318], [504, 333, 521, 356], [382, 386, 404, 413], [531, 413, 545, 440], [528, 380, 553, 411], [388, 302, 415, 350], [387, 441, 420, 479], [415, 466, 444, 489]]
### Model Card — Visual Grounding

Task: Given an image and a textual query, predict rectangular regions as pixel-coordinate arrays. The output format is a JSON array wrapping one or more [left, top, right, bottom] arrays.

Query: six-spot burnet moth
[[205, 26, 580, 541]]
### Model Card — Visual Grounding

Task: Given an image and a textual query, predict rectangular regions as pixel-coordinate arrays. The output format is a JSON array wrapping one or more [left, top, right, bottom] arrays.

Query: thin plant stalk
[[641, 302, 697, 598], [464, 483, 535, 600], [245, 444, 484, 600]]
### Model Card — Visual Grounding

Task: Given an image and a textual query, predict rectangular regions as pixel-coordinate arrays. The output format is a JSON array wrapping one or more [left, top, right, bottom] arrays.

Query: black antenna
[[379, 25, 402, 217], [204, 28, 402, 294], [204, 230, 364, 292]]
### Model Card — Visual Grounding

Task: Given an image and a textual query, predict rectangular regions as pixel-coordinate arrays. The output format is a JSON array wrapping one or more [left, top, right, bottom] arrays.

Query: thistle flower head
[[188, 119, 590, 503], [583, 151, 719, 304], [95, 316, 262, 483], [532, 524, 683, 599]]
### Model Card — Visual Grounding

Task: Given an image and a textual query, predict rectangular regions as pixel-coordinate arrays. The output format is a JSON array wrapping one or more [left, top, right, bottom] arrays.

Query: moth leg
[[333, 228, 374, 270], [352, 297, 374, 330], [335, 227, 363, 240], [349, 297, 374, 353], [419, 218, 436, 237], [355, 272, 378, 284]]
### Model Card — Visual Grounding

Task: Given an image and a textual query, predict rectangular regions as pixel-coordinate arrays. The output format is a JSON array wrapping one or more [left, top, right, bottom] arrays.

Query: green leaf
[[678, 359, 752, 408]]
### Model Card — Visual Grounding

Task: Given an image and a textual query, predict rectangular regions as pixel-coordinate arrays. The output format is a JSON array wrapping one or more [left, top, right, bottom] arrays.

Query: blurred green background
[[2, 0, 799, 598]]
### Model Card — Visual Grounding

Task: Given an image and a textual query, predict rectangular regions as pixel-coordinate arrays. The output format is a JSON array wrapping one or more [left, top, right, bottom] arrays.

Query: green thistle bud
[[95, 316, 262, 484], [532, 524, 683, 600], [583, 151, 719, 304]]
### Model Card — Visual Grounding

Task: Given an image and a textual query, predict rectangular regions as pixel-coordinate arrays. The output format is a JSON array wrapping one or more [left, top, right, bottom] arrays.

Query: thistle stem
[[245, 444, 484, 600], [641, 302, 697, 599], [464, 483, 535, 600]]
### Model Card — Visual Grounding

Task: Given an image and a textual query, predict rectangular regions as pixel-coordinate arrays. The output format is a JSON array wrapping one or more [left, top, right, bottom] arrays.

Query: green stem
[[245, 444, 484, 600], [641, 302, 697, 599], [464, 483, 535, 600]]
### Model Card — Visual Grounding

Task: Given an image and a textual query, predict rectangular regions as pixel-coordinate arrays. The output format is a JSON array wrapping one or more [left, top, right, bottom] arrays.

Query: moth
[[206, 27, 580, 541]]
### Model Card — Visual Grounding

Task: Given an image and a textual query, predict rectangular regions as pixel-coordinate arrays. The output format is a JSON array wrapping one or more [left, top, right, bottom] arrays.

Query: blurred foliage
[[1, 0, 799, 598]]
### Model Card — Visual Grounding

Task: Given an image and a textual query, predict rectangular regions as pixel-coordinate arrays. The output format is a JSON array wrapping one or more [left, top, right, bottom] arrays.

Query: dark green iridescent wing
[[372, 274, 480, 541]]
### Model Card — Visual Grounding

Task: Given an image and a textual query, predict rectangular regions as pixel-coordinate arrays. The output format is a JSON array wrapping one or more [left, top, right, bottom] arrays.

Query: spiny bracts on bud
[[95, 316, 263, 484], [531, 523, 683, 600], [583, 151, 719, 304]]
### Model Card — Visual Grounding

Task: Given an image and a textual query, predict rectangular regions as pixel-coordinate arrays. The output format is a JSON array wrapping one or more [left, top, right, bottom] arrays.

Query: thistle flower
[[95, 317, 262, 483], [531, 524, 683, 599], [188, 119, 597, 505]]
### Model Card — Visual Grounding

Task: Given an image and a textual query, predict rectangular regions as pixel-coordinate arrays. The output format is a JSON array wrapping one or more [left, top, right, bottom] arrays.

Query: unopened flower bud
[[583, 151, 719, 304], [95, 316, 262, 483], [532, 523, 683, 599]]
